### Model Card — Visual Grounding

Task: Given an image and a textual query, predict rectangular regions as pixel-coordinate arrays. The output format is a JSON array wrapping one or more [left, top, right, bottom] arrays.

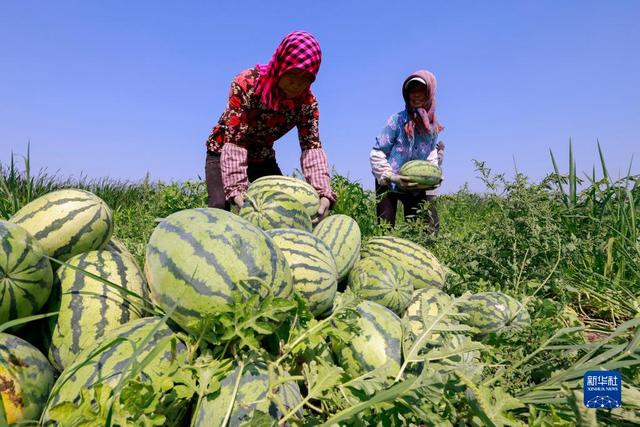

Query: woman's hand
[[312, 197, 331, 225], [233, 194, 245, 209], [436, 140, 445, 166], [390, 174, 418, 190]]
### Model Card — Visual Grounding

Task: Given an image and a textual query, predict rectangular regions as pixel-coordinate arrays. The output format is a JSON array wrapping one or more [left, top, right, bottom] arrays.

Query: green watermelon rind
[[9, 189, 114, 262], [313, 214, 361, 281]]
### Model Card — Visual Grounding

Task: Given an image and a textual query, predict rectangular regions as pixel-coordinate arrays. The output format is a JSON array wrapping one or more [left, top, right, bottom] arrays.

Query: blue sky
[[1, 1, 639, 192]]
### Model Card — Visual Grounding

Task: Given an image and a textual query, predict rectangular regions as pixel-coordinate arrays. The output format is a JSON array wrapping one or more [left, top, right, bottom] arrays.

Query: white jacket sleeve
[[370, 149, 393, 185]]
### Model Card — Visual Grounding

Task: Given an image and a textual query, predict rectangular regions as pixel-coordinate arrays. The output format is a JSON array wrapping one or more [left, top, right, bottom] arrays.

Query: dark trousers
[[205, 152, 282, 210], [375, 180, 439, 233]]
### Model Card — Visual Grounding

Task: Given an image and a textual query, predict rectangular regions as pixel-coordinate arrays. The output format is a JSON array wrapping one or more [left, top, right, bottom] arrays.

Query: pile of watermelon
[[0, 177, 530, 425]]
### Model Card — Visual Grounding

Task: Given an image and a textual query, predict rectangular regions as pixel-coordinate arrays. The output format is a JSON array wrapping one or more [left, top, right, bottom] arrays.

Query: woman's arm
[[370, 149, 393, 185], [219, 76, 252, 204], [370, 115, 398, 185], [297, 97, 336, 204], [436, 140, 445, 166]]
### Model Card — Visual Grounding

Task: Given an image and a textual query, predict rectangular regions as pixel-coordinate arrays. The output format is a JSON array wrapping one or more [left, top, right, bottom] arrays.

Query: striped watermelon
[[193, 362, 303, 427], [240, 190, 312, 232], [104, 237, 143, 269], [103, 237, 130, 257], [361, 236, 446, 289], [0, 221, 53, 326], [41, 317, 191, 426], [0, 333, 55, 425], [458, 292, 531, 335], [403, 288, 455, 346], [332, 299, 402, 378], [313, 214, 361, 280], [47, 249, 149, 371], [347, 256, 413, 315], [9, 189, 113, 261], [266, 228, 337, 317], [247, 175, 320, 217], [145, 208, 293, 337], [398, 160, 442, 189]]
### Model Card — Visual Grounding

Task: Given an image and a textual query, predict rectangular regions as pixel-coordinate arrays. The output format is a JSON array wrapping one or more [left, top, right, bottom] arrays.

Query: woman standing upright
[[205, 31, 335, 221], [370, 70, 445, 232]]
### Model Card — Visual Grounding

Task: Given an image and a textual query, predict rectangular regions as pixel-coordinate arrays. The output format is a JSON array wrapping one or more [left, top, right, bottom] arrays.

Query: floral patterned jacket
[[206, 67, 334, 201], [370, 110, 441, 193]]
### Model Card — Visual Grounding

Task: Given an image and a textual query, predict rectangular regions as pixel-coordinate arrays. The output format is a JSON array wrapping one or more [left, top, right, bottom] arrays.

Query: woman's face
[[408, 86, 430, 109], [278, 69, 314, 98]]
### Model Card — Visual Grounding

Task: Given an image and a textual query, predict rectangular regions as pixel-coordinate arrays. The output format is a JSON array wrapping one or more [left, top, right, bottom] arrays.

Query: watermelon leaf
[[458, 373, 526, 427], [277, 362, 343, 425], [275, 290, 360, 365], [397, 293, 474, 381], [45, 383, 167, 427], [320, 374, 422, 426], [205, 286, 298, 356]]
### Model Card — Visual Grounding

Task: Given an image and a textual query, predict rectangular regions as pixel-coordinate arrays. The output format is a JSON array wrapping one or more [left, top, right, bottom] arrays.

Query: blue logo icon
[[584, 370, 621, 409]]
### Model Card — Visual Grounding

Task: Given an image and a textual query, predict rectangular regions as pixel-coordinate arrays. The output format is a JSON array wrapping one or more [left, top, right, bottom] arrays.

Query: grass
[[2, 142, 640, 425], [2, 143, 638, 322]]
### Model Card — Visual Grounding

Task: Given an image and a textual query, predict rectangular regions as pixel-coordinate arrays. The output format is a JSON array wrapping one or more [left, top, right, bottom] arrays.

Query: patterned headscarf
[[255, 31, 322, 111], [402, 70, 444, 139]]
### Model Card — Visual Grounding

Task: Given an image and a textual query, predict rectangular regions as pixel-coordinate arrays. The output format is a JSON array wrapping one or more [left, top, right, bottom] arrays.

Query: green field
[[2, 144, 639, 426]]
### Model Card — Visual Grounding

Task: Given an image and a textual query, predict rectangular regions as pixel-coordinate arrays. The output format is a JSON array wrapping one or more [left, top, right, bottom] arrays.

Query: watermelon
[[266, 228, 337, 317], [398, 160, 442, 189], [240, 190, 312, 232], [41, 317, 191, 426], [9, 189, 113, 261], [193, 362, 303, 427], [145, 208, 293, 337], [403, 288, 456, 346], [458, 292, 531, 335], [47, 249, 149, 371], [103, 237, 130, 257], [0, 333, 55, 425], [313, 214, 361, 280], [361, 236, 445, 289], [0, 221, 53, 326], [247, 175, 320, 217], [332, 299, 402, 378], [347, 256, 413, 315]]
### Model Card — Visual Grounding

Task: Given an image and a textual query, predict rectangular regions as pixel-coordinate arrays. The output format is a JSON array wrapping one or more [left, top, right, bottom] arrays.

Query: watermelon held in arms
[[398, 160, 442, 190], [9, 189, 113, 262], [0, 220, 53, 326]]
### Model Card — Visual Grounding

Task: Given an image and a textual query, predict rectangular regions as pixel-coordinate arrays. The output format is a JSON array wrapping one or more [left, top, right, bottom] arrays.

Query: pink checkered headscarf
[[255, 31, 322, 111]]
